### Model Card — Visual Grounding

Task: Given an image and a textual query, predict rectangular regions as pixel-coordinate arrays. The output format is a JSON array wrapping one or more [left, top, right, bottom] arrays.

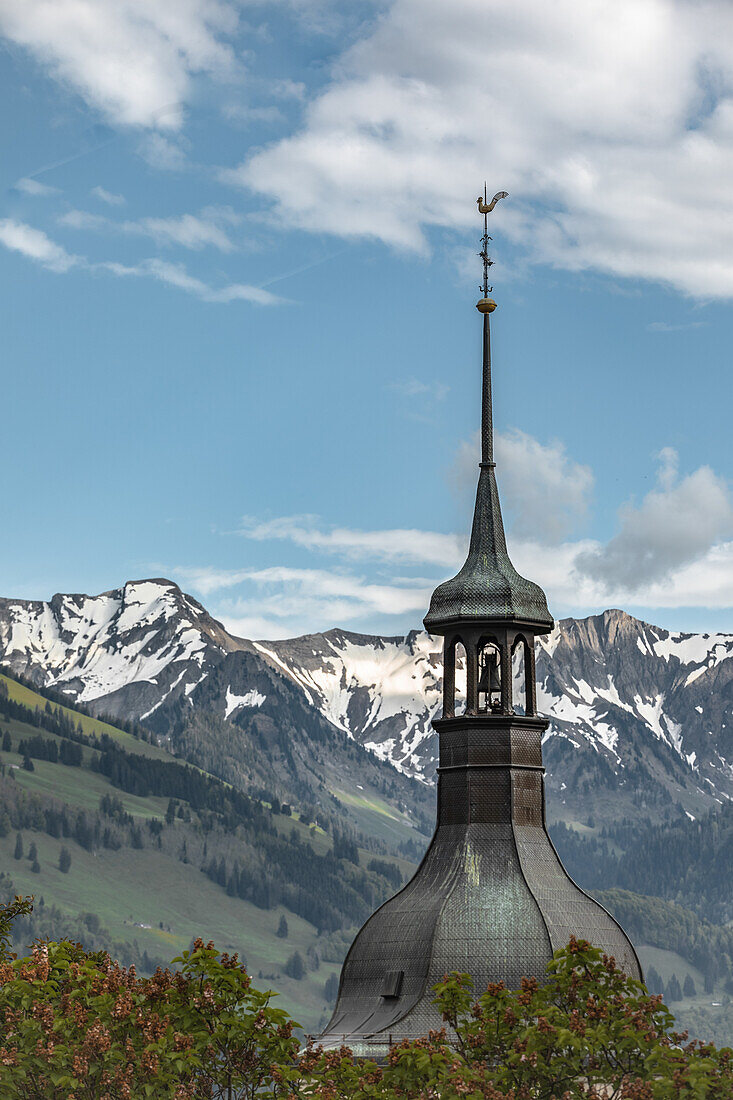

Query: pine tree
[[31, 858, 40, 874], [2, 731, 11, 752], [13, 833, 23, 860], [666, 974, 683, 1002], [276, 915, 289, 939], [59, 847, 72, 873], [283, 952, 306, 981], [324, 973, 339, 1003], [307, 946, 320, 971], [333, 831, 359, 865], [683, 974, 697, 998], [28, 841, 38, 862], [22, 753, 34, 772]]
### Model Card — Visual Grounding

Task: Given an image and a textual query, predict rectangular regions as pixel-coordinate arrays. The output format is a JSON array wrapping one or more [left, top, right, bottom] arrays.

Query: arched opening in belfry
[[453, 640, 467, 716], [512, 636, 527, 715], [511, 635, 536, 717], [442, 637, 467, 718], [477, 637, 502, 714]]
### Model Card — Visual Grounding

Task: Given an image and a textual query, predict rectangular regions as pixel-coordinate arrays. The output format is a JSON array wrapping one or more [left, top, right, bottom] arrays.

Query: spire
[[476, 183, 506, 466], [481, 302, 493, 465], [423, 188, 553, 634]]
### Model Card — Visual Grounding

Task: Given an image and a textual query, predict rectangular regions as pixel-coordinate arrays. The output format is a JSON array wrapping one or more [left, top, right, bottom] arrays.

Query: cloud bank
[[0, 218, 281, 305], [576, 449, 733, 590], [233, 0, 733, 298], [173, 441, 733, 638], [0, 0, 238, 128], [453, 429, 594, 544]]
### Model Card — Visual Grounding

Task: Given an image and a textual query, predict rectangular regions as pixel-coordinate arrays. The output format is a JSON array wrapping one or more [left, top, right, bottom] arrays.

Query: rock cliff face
[[1, 580, 730, 824]]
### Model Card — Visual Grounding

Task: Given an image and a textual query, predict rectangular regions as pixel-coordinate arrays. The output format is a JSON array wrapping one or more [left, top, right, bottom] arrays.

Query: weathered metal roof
[[317, 722, 642, 1060], [423, 462, 553, 633]]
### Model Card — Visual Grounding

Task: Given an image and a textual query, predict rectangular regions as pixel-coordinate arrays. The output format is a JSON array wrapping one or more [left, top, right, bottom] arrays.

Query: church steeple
[[316, 189, 641, 1061]]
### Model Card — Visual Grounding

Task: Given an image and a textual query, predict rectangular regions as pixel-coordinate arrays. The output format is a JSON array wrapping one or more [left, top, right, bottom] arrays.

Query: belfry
[[318, 190, 640, 1058]]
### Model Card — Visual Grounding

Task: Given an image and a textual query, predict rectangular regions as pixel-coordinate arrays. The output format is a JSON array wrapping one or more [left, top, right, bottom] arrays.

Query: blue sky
[[1, 0, 732, 639]]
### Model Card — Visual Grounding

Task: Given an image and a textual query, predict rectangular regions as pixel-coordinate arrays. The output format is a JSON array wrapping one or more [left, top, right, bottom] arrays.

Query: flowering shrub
[[0, 898, 299, 1099], [0, 895, 731, 1100], [300, 939, 733, 1100]]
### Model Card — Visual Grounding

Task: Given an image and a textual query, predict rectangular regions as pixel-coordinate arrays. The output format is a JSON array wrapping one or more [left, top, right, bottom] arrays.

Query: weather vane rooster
[[477, 190, 508, 215]]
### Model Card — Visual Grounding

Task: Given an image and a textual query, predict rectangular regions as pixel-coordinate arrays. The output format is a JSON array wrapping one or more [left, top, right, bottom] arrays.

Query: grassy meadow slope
[[0, 670, 414, 1033]]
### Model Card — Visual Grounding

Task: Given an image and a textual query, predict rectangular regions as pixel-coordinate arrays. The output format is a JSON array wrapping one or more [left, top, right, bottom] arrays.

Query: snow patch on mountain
[[254, 630, 443, 776], [652, 631, 733, 667], [537, 680, 621, 758], [225, 687, 266, 719]]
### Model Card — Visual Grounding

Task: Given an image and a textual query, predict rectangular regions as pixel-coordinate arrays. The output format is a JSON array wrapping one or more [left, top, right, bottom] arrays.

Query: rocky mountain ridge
[[0, 579, 730, 825]]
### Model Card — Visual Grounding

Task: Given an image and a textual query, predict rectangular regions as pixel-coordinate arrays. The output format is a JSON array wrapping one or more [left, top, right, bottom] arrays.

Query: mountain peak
[[121, 577, 182, 594]]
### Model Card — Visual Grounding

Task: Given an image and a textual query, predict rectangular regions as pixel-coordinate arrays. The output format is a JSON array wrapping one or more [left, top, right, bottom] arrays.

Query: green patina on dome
[[423, 462, 553, 633]]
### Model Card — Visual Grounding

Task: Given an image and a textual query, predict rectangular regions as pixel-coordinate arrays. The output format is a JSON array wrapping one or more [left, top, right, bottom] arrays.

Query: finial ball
[[476, 297, 497, 314]]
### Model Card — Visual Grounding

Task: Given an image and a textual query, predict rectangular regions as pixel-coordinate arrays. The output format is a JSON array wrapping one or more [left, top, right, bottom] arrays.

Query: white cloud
[[134, 209, 239, 251], [0, 219, 77, 272], [502, 536, 733, 612], [200, 439, 733, 636], [0, 0, 238, 129], [14, 177, 59, 196], [60, 205, 241, 251], [239, 514, 464, 568], [101, 257, 282, 305], [172, 566, 254, 597], [389, 377, 449, 402], [222, 102, 286, 127], [59, 210, 107, 230], [232, 0, 733, 298], [0, 217, 281, 304], [175, 529, 733, 639], [137, 133, 190, 169], [576, 450, 733, 590], [183, 565, 433, 639], [647, 320, 706, 333], [91, 186, 125, 205], [220, 613, 290, 640], [452, 428, 594, 543]]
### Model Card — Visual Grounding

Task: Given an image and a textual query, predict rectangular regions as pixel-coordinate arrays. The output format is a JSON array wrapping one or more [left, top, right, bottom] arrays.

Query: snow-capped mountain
[[254, 613, 733, 820], [0, 580, 730, 823], [0, 580, 248, 719]]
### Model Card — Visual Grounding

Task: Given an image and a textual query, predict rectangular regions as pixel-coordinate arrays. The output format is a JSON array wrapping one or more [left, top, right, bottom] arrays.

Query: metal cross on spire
[[477, 184, 508, 296]]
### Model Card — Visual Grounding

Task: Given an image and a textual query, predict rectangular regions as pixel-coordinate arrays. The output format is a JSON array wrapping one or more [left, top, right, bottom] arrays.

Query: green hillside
[[595, 889, 733, 1047], [0, 670, 413, 1033], [0, 670, 170, 758]]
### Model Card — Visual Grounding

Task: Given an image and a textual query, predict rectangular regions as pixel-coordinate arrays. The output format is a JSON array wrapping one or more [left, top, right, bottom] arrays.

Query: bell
[[478, 651, 501, 694]]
